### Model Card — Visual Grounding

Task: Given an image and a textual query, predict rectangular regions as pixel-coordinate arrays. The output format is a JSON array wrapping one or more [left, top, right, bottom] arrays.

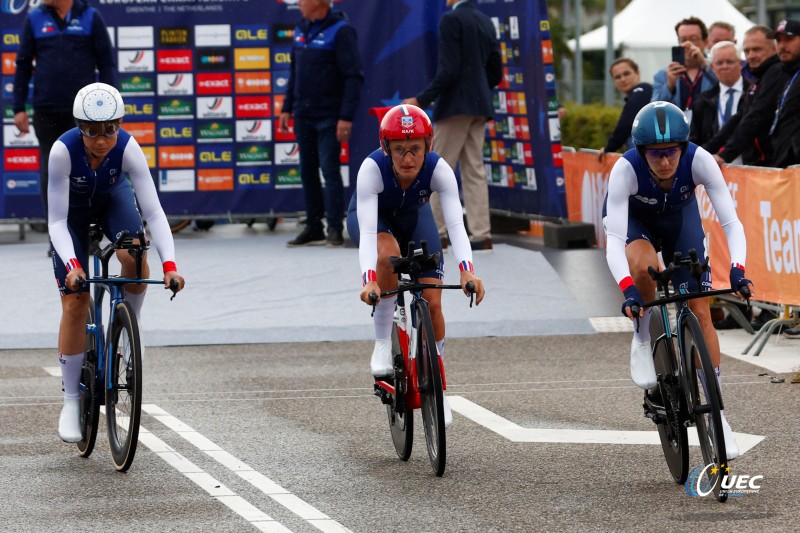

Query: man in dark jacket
[[768, 19, 800, 168], [690, 41, 749, 149], [279, 0, 364, 247], [13, 0, 116, 222], [403, 0, 502, 252], [707, 25, 781, 166]]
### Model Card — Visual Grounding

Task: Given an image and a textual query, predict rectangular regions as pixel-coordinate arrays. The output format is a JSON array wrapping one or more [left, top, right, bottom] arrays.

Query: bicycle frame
[[650, 290, 727, 416]]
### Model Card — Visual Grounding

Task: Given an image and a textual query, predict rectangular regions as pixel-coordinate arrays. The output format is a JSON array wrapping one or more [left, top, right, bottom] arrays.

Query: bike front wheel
[[77, 299, 100, 458], [683, 314, 728, 503], [387, 323, 413, 461], [415, 300, 446, 476], [106, 301, 142, 472], [649, 309, 688, 484]]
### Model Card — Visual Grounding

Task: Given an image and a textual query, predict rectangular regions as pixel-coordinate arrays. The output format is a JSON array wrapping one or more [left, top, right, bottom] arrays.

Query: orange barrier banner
[[563, 150, 800, 306]]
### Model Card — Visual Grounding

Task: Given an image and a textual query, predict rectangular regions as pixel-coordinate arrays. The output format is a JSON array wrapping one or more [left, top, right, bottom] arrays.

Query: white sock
[[124, 287, 146, 323], [633, 311, 651, 343], [436, 338, 445, 357], [373, 295, 396, 341], [59, 353, 85, 400]]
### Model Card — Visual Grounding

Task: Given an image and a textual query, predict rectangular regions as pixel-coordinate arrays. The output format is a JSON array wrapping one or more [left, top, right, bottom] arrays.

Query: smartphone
[[671, 46, 685, 66]]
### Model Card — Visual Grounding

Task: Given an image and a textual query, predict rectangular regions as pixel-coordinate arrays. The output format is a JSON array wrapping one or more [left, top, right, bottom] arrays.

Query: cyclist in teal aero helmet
[[603, 101, 753, 461]]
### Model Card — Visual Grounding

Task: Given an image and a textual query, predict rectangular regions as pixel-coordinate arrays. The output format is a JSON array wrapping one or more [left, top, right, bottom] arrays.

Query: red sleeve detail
[[163, 261, 177, 274], [619, 276, 635, 292], [66, 258, 82, 272], [732, 263, 745, 272]]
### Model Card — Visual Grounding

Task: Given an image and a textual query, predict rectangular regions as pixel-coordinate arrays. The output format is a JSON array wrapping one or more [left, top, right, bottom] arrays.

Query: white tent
[[567, 0, 755, 83]]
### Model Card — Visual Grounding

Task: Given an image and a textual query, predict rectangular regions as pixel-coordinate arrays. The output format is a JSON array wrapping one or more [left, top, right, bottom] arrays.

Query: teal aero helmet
[[631, 101, 690, 146]]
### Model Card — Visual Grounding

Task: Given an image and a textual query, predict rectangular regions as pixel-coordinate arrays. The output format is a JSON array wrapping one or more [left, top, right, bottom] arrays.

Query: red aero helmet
[[379, 104, 433, 154]]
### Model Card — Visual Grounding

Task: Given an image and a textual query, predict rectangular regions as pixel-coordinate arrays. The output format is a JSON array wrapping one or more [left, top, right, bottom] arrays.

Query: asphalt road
[[2, 334, 798, 532]]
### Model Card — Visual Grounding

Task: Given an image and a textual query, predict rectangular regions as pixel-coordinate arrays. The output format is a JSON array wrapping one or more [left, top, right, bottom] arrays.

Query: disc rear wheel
[[415, 301, 446, 476], [388, 324, 413, 461], [77, 299, 100, 458], [106, 301, 142, 472], [649, 309, 688, 483]]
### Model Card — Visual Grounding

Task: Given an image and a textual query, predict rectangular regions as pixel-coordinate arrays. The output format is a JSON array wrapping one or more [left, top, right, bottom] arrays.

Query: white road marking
[[44, 366, 60, 377], [143, 404, 352, 533], [447, 395, 765, 456], [133, 420, 292, 532]]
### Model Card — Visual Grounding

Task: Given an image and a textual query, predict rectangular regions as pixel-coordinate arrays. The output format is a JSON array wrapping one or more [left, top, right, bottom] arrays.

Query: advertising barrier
[[1, 0, 563, 222], [563, 150, 800, 307]]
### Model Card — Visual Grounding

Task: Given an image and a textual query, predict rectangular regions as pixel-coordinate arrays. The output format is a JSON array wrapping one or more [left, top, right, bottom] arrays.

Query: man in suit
[[706, 25, 780, 167], [402, 0, 501, 252], [689, 41, 748, 150]]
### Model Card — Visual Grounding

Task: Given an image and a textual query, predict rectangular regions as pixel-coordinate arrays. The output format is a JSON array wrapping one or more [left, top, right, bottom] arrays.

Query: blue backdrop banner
[[1, 0, 565, 221]]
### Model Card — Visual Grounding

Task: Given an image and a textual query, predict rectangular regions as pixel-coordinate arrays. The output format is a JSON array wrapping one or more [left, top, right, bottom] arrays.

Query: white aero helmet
[[73, 82, 125, 122]]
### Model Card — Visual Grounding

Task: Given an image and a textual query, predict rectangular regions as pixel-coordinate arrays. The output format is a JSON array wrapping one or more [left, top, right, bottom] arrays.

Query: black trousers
[[32, 110, 76, 212]]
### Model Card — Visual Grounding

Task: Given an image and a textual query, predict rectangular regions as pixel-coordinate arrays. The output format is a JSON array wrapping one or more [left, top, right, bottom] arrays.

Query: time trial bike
[[76, 224, 178, 472], [369, 240, 475, 477], [639, 249, 749, 502]]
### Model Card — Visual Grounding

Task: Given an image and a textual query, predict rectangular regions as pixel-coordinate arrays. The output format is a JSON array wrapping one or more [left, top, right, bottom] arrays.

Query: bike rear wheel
[[683, 314, 728, 502], [106, 301, 142, 472], [415, 300, 446, 476], [387, 323, 413, 461], [649, 309, 688, 484], [77, 299, 100, 458]]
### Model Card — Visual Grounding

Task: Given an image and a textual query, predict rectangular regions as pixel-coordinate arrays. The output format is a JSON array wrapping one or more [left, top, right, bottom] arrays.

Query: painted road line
[[133, 421, 292, 532], [447, 395, 765, 455], [143, 404, 352, 533]]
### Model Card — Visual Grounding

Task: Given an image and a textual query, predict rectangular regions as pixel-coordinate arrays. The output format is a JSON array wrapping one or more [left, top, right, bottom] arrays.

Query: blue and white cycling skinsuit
[[346, 148, 474, 282], [604, 143, 747, 294], [48, 128, 175, 294]]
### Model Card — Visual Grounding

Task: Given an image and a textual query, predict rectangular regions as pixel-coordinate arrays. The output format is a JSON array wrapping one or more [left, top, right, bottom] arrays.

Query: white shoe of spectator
[[630, 338, 657, 389], [370, 338, 393, 377], [58, 398, 82, 443], [720, 412, 739, 461]]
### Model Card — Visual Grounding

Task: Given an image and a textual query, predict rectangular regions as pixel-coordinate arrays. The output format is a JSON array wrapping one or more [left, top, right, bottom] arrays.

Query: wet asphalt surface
[[2, 334, 798, 532]]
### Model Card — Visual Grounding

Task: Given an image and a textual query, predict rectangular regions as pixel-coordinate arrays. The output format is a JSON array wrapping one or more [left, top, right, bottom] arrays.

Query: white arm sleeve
[[430, 158, 473, 268], [355, 158, 383, 277], [604, 158, 638, 286], [122, 137, 176, 268], [691, 147, 746, 267], [48, 141, 80, 264]]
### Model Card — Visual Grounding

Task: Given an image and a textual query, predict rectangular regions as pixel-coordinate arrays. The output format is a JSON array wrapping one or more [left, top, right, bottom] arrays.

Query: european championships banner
[[1, 0, 564, 221]]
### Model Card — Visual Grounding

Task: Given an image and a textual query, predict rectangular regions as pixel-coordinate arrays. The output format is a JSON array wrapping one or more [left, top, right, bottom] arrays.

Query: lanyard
[[681, 70, 704, 110], [769, 69, 800, 135]]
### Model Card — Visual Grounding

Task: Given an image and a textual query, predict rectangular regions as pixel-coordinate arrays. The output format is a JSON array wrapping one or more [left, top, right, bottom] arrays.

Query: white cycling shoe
[[370, 338, 394, 377], [720, 412, 739, 461], [630, 338, 658, 389], [58, 398, 82, 443], [443, 393, 452, 428]]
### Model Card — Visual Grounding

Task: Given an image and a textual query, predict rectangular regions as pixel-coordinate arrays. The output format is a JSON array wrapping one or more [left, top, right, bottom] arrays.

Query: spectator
[[708, 21, 737, 47], [280, 0, 364, 247], [13, 0, 116, 232], [652, 17, 717, 121], [598, 58, 653, 161], [706, 25, 780, 167], [690, 41, 748, 149], [402, 0, 502, 253], [768, 19, 800, 168]]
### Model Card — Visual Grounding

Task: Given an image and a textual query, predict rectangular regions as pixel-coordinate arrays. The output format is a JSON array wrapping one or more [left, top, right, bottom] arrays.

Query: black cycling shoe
[[326, 228, 344, 247]]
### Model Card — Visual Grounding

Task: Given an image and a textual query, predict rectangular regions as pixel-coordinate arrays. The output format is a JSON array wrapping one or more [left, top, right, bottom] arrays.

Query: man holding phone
[[652, 17, 718, 122]]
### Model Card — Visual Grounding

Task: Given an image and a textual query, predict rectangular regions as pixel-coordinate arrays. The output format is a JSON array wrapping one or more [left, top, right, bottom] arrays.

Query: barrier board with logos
[[1, 0, 563, 221]]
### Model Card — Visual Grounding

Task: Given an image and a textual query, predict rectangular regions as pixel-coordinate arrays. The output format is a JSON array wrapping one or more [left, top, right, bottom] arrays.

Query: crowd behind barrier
[[563, 149, 800, 321]]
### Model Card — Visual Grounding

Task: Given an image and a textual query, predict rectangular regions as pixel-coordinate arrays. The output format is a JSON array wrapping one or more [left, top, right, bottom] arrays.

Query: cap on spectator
[[772, 19, 800, 38]]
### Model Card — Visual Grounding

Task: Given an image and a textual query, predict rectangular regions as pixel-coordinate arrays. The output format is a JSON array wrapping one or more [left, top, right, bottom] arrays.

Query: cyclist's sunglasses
[[77, 120, 121, 139], [644, 146, 682, 161]]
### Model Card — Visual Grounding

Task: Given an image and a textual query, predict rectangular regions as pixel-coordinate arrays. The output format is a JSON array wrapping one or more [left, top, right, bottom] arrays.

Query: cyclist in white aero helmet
[[48, 82, 186, 444]]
